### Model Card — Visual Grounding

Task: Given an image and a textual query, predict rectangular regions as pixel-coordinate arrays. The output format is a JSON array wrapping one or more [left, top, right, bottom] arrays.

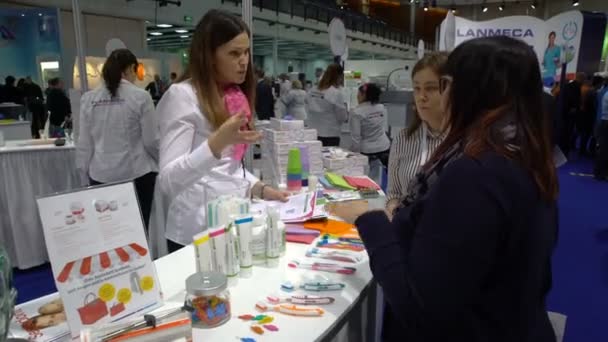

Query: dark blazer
[[356, 153, 558, 342], [255, 80, 274, 120], [46, 88, 72, 126]]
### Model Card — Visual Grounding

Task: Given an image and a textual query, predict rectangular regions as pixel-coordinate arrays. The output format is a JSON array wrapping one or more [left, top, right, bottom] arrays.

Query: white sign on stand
[[37, 182, 162, 338]]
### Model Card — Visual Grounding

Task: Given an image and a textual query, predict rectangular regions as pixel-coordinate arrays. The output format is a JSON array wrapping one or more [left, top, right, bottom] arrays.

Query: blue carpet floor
[[11, 158, 608, 341]]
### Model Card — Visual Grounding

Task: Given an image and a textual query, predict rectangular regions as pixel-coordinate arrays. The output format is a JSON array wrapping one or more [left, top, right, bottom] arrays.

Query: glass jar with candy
[[185, 272, 231, 329]]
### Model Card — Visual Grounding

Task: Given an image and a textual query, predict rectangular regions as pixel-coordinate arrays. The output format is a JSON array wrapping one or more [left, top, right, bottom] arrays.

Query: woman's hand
[[251, 182, 290, 202], [326, 200, 369, 224], [263, 186, 290, 202], [208, 113, 262, 158]]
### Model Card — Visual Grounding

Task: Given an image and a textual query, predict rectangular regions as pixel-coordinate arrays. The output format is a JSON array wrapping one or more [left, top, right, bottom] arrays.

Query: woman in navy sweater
[[332, 36, 559, 341]]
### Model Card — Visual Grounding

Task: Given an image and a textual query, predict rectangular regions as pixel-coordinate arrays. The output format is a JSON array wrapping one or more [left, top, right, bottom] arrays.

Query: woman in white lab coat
[[156, 10, 288, 253], [349, 83, 391, 166], [76, 48, 158, 231], [276, 80, 308, 120], [307, 63, 348, 146]]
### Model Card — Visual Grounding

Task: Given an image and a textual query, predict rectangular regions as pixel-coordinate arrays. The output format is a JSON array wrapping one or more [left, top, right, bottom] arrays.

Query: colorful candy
[[263, 324, 279, 332], [190, 295, 231, 328], [251, 325, 264, 335]]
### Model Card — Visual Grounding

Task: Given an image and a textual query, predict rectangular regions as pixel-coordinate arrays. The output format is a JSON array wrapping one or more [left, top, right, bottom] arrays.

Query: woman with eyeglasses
[[156, 10, 288, 253], [386, 52, 448, 215], [329, 36, 558, 341], [77, 49, 159, 230]]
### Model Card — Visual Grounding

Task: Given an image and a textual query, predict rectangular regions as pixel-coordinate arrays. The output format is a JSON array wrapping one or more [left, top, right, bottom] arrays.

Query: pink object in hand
[[224, 85, 252, 160]]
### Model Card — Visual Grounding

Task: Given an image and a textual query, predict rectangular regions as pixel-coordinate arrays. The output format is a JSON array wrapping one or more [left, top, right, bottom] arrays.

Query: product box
[[263, 140, 323, 156], [322, 153, 369, 170], [270, 118, 305, 131], [262, 128, 318, 143], [326, 166, 366, 177]]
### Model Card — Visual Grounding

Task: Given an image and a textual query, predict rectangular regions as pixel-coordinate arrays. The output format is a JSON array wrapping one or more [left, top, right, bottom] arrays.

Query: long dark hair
[[102, 49, 138, 98], [178, 9, 255, 128], [358, 83, 381, 104], [407, 52, 448, 137], [318, 63, 343, 91], [433, 36, 558, 201]]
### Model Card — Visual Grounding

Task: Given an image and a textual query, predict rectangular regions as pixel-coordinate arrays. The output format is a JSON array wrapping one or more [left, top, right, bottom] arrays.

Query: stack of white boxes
[[322, 149, 369, 176], [261, 118, 324, 186]]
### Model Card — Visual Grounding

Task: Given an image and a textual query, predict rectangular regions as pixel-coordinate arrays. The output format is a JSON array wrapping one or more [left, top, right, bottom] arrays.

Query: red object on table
[[343, 176, 380, 190], [286, 234, 318, 244]]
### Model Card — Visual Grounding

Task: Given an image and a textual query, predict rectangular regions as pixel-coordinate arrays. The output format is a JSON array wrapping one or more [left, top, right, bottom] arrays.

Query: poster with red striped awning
[[37, 182, 162, 338], [56, 243, 148, 283]]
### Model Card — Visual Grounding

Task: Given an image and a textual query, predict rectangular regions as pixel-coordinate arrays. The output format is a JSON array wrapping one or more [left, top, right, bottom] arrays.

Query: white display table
[[0, 120, 31, 140], [0, 140, 84, 269], [11, 241, 378, 342]]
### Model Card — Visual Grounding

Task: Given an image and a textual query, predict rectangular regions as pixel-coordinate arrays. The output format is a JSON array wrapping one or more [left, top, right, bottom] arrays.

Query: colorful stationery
[[325, 172, 356, 190], [343, 176, 381, 190]]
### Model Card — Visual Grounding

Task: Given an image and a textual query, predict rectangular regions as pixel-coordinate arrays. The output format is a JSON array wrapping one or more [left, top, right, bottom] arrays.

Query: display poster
[[440, 11, 584, 87], [37, 182, 162, 338]]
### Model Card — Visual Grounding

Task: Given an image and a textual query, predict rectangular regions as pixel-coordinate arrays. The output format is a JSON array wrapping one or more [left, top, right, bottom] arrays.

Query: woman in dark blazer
[[331, 36, 559, 342]]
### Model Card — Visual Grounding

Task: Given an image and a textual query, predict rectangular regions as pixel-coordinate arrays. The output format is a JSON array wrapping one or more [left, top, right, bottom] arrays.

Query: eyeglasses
[[439, 75, 453, 94]]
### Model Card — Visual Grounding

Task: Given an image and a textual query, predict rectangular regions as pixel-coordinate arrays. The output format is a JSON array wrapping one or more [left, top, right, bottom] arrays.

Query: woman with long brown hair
[[330, 36, 559, 341], [156, 10, 287, 252], [306, 63, 348, 146]]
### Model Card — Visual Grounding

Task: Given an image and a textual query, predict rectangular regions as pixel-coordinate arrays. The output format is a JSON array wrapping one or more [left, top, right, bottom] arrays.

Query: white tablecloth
[[0, 140, 84, 269]]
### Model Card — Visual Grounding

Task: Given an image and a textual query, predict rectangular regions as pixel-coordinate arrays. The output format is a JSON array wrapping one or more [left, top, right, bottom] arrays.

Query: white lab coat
[[349, 102, 391, 154], [306, 85, 348, 137], [279, 80, 292, 98], [276, 89, 308, 120], [156, 80, 259, 246], [76, 79, 159, 183]]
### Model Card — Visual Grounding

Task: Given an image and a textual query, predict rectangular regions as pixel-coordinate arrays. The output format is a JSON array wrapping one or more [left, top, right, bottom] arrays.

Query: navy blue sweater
[[356, 153, 558, 342]]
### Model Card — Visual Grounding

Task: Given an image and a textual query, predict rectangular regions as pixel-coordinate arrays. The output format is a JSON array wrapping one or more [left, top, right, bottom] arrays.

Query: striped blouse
[[387, 123, 446, 203]]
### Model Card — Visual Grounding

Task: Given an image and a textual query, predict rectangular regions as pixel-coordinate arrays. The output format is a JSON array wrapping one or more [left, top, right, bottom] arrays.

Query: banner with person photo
[[440, 11, 591, 87]]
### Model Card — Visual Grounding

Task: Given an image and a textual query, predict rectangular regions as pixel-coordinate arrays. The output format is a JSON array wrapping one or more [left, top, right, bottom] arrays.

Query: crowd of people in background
[[0, 75, 70, 138], [546, 71, 608, 181]]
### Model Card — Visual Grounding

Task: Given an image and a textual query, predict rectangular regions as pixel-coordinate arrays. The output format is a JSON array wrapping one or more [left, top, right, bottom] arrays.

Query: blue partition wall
[[0, 8, 62, 85]]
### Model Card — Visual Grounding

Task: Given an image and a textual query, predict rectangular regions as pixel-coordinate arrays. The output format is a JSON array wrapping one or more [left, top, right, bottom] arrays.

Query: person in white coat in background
[[307, 63, 348, 147], [155, 10, 288, 253], [276, 80, 308, 120], [349, 83, 391, 166], [76, 48, 159, 231]]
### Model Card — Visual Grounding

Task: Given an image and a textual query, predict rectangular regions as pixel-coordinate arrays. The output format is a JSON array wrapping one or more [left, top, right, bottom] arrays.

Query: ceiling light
[[409, 0, 414, 3], [572, 0, 579, 6], [498, 1, 505, 11], [149, 32, 163, 36], [482, 5, 488, 12], [146, 38, 151, 41], [20, 13, 25, 17], [175, 29, 188, 33], [423, 1, 429, 11], [180, 35, 189, 38], [38, 13, 42, 16], [156, 23, 173, 28], [531, 1, 537, 9]]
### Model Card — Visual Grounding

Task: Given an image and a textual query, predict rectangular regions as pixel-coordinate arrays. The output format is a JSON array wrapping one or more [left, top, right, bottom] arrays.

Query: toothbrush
[[288, 260, 356, 275]]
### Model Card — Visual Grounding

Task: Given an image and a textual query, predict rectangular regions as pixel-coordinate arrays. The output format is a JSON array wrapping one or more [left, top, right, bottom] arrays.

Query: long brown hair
[[102, 49, 138, 98], [318, 63, 343, 91], [407, 52, 448, 137], [178, 9, 256, 128], [432, 36, 558, 201]]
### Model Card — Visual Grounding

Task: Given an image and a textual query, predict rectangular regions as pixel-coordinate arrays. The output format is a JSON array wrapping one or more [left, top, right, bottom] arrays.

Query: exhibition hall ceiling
[[146, 23, 399, 60]]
